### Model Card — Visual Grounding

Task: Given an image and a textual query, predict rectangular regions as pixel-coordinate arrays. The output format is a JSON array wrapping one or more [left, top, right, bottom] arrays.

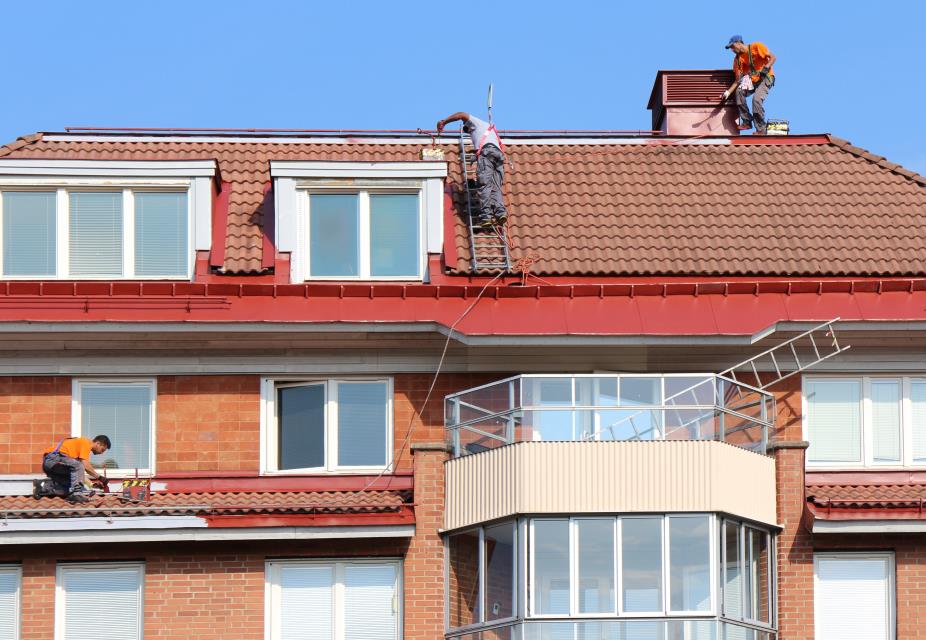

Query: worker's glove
[[436, 120, 444, 133], [721, 90, 732, 102], [91, 477, 106, 490]]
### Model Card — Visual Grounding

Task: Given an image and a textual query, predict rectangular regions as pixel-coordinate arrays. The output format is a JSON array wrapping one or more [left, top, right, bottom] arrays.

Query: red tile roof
[[807, 482, 926, 520], [0, 489, 410, 520], [1, 132, 924, 277]]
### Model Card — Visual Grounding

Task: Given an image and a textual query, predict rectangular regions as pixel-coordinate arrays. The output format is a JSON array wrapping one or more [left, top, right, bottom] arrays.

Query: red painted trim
[[155, 473, 413, 493], [730, 134, 831, 145], [261, 182, 275, 271], [204, 510, 414, 528], [442, 184, 458, 269], [210, 181, 231, 268]]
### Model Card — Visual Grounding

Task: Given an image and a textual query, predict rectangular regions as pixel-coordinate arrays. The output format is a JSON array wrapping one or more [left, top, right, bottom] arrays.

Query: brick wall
[[0, 377, 70, 474]]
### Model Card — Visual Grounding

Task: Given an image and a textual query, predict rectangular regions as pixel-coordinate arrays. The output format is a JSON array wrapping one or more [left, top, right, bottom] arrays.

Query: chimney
[[647, 69, 739, 136]]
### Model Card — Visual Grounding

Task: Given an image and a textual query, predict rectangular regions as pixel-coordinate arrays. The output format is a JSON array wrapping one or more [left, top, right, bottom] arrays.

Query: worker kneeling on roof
[[721, 35, 776, 134], [34, 435, 111, 503], [436, 112, 508, 227]]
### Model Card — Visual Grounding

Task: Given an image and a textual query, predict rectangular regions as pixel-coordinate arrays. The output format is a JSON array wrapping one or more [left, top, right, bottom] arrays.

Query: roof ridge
[[827, 134, 926, 187], [0, 133, 44, 158]]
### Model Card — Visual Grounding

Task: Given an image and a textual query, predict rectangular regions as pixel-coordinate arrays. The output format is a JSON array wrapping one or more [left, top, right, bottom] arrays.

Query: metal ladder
[[720, 318, 850, 390], [458, 130, 511, 272]]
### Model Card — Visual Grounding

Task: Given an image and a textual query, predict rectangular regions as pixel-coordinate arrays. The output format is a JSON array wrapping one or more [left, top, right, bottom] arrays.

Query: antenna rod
[[488, 83, 494, 124]]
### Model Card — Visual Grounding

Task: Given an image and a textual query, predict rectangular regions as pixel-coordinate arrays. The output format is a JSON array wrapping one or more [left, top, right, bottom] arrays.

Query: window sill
[[260, 468, 394, 477]]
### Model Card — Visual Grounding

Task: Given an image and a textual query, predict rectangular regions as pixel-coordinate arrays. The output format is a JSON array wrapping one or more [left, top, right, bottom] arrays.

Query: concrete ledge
[[410, 442, 453, 453], [766, 440, 810, 452]]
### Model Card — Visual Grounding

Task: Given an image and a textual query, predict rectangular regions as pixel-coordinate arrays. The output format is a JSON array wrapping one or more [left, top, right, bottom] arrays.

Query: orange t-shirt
[[734, 42, 775, 84], [44, 437, 92, 460]]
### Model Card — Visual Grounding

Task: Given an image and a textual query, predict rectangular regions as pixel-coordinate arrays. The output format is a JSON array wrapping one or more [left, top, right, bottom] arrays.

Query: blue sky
[[3, 0, 924, 172]]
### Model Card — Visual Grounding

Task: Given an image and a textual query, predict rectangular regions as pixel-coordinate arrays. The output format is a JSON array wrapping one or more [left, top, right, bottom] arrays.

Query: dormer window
[[271, 161, 447, 282], [0, 160, 216, 280]]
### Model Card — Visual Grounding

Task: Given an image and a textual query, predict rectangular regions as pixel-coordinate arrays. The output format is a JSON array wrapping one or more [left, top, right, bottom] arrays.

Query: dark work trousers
[[475, 144, 508, 222], [735, 76, 773, 134], [42, 452, 85, 496]]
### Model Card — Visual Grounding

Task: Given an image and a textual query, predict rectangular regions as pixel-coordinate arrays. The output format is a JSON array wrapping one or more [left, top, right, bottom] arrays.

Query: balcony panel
[[444, 441, 776, 531]]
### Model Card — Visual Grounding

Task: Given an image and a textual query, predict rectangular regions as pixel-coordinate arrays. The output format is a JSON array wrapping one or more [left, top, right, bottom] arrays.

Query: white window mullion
[[478, 528, 486, 624], [359, 191, 371, 278], [122, 189, 134, 278], [661, 516, 670, 615], [568, 518, 577, 616], [57, 189, 68, 278], [298, 190, 308, 282], [327, 382, 338, 472], [862, 377, 873, 467]]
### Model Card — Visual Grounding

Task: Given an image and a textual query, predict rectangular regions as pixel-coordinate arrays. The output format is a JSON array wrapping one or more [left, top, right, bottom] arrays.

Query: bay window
[[805, 376, 926, 467]]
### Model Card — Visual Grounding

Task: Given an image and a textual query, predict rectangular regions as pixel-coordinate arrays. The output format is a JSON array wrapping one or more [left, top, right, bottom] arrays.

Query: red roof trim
[[730, 134, 831, 145], [210, 181, 231, 268]]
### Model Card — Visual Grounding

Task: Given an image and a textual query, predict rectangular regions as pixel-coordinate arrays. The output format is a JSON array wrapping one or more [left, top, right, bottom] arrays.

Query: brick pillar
[[405, 442, 450, 640], [769, 439, 813, 640], [21, 558, 54, 640]]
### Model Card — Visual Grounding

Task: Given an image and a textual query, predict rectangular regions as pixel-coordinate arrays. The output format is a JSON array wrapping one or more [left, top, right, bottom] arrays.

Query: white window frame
[[264, 558, 403, 640], [813, 552, 895, 640], [803, 374, 926, 469], [71, 378, 157, 478], [720, 519, 775, 629], [527, 514, 718, 620], [0, 564, 21, 640], [269, 161, 447, 284], [260, 377, 394, 475], [55, 562, 144, 640]]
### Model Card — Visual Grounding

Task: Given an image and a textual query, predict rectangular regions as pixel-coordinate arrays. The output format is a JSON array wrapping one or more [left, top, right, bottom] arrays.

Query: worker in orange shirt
[[34, 435, 111, 503], [721, 35, 776, 134]]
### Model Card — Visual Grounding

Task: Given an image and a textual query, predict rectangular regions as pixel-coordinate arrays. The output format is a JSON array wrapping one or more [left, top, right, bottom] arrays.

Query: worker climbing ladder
[[458, 129, 511, 272]]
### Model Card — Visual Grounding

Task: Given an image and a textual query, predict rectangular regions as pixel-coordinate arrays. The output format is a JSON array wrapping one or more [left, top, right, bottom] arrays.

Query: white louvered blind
[[343, 564, 398, 640], [134, 192, 188, 277], [337, 382, 388, 467], [911, 381, 926, 463], [3, 191, 56, 277], [871, 380, 901, 462], [69, 192, 122, 277], [815, 555, 892, 640], [0, 567, 19, 640], [806, 380, 861, 463], [81, 384, 152, 472], [62, 565, 142, 640], [279, 565, 333, 640]]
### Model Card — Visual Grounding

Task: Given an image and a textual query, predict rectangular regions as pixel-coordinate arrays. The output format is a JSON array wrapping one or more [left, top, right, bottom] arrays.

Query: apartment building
[[0, 70, 919, 639]]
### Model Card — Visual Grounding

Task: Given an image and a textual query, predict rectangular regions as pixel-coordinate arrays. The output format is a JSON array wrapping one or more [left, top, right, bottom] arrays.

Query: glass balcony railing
[[446, 618, 776, 640], [445, 374, 774, 457]]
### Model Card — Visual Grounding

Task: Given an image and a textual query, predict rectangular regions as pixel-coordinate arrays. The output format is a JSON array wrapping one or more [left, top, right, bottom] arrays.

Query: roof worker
[[721, 35, 776, 134], [436, 112, 508, 227], [33, 435, 111, 503]]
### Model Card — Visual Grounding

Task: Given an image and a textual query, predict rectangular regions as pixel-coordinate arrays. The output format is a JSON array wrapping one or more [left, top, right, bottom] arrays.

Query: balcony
[[445, 374, 774, 457], [443, 375, 777, 530]]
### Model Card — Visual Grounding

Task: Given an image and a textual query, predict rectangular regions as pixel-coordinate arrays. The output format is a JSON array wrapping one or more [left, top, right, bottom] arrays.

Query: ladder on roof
[[720, 318, 851, 390], [458, 130, 511, 272]]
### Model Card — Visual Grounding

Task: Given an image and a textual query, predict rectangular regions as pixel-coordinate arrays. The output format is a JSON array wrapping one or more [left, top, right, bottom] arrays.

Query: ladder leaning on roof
[[458, 129, 511, 272]]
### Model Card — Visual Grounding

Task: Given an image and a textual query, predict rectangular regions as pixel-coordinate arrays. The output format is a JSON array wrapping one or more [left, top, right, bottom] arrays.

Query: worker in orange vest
[[437, 112, 508, 227], [721, 35, 776, 134], [34, 435, 111, 503]]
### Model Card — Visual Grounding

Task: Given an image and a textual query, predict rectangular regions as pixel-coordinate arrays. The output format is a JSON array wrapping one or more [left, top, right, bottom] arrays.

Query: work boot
[[67, 488, 93, 504], [32, 479, 46, 500]]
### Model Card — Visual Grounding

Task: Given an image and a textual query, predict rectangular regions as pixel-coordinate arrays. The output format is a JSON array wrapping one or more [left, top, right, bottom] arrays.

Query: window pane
[[135, 192, 188, 276], [669, 516, 711, 612], [620, 377, 661, 405], [278, 384, 325, 470], [911, 381, 926, 463], [63, 566, 141, 640], [337, 382, 388, 467], [815, 555, 892, 640], [448, 530, 480, 627], [577, 519, 615, 614], [533, 519, 570, 615], [70, 192, 122, 276], [724, 522, 743, 619], [871, 380, 901, 463], [82, 385, 151, 471], [279, 564, 333, 640], [621, 517, 663, 613], [370, 194, 419, 277], [0, 569, 18, 640], [485, 522, 515, 621], [309, 194, 358, 277], [3, 191, 56, 276], [806, 380, 861, 463], [343, 564, 398, 640], [746, 528, 771, 623], [522, 378, 574, 441]]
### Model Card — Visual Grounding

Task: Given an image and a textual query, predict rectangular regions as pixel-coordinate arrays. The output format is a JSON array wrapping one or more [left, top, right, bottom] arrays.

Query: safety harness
[[747, 46, 775, 87], [477, 124, 506, 156]]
